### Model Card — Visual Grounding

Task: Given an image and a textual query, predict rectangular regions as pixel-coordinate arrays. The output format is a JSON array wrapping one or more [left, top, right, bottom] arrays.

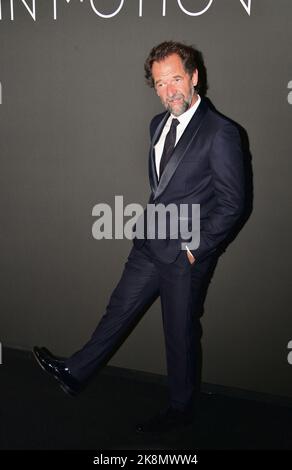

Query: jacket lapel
[[148, 112, 169, 194]]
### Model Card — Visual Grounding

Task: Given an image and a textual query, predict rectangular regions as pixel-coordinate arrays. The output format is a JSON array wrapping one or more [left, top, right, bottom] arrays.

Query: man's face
[[151, 53, 199, 116]]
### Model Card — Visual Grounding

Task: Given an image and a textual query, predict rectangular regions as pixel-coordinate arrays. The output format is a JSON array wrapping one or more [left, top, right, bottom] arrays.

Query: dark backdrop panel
[[0, 0, 292, 397]]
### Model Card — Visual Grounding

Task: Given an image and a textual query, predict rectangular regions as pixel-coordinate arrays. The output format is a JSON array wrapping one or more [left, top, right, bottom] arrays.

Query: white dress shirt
[[154, 95, 201, 179]]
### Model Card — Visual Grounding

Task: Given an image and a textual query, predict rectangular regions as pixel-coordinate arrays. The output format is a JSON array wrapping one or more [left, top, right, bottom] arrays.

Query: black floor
[[1, 348, 292, 450]]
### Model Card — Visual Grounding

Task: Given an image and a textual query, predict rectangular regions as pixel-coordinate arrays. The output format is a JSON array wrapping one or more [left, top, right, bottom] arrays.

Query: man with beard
[[33, 41, 245, 433]]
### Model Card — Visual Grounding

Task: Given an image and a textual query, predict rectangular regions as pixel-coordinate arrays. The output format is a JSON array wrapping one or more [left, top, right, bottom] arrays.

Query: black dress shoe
[[39, 347, 64, 363], [136, 406, 193, 434], [33, 346, 82, 397]]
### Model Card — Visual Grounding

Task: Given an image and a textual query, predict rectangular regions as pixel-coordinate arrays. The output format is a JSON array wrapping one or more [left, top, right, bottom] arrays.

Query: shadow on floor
[[0, 348, 292, 450]]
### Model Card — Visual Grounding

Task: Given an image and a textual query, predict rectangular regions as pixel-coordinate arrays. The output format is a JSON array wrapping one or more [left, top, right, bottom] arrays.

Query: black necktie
[[159, 118, 180, 177]]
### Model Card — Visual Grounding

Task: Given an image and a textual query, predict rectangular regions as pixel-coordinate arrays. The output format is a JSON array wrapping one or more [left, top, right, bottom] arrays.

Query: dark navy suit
[[66, 98, 245, 410]]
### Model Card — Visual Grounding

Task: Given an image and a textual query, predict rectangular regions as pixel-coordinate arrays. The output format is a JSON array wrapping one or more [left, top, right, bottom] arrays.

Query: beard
[[163, 85, 194, 116]]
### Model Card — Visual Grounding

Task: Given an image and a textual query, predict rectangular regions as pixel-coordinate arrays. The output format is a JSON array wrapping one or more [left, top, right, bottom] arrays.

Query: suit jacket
[[133, 98, 245, 264]]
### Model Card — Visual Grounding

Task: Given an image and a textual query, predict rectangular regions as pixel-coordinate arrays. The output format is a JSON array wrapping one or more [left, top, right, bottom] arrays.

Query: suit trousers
[[66, 243, 217, 410]]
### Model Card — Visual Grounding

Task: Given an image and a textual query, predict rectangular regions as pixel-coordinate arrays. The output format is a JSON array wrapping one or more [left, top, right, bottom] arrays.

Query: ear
[[192, 69, 198, 87]]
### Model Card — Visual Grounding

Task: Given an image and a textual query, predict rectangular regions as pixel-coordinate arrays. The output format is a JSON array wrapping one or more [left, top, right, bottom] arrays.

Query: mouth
[[168, 101, 182, 109], [168, 97, 183, 104]]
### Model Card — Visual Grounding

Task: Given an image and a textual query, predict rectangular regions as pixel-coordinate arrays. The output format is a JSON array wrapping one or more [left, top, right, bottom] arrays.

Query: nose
[[166, 83, 177, 97]]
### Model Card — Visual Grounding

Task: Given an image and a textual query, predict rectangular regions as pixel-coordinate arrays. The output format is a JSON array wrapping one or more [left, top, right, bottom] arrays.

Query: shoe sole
[[33, 349, 48, 373]]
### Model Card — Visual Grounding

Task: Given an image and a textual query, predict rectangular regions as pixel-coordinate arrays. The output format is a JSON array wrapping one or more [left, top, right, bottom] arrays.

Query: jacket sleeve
[[191, 122, 245, 261]]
